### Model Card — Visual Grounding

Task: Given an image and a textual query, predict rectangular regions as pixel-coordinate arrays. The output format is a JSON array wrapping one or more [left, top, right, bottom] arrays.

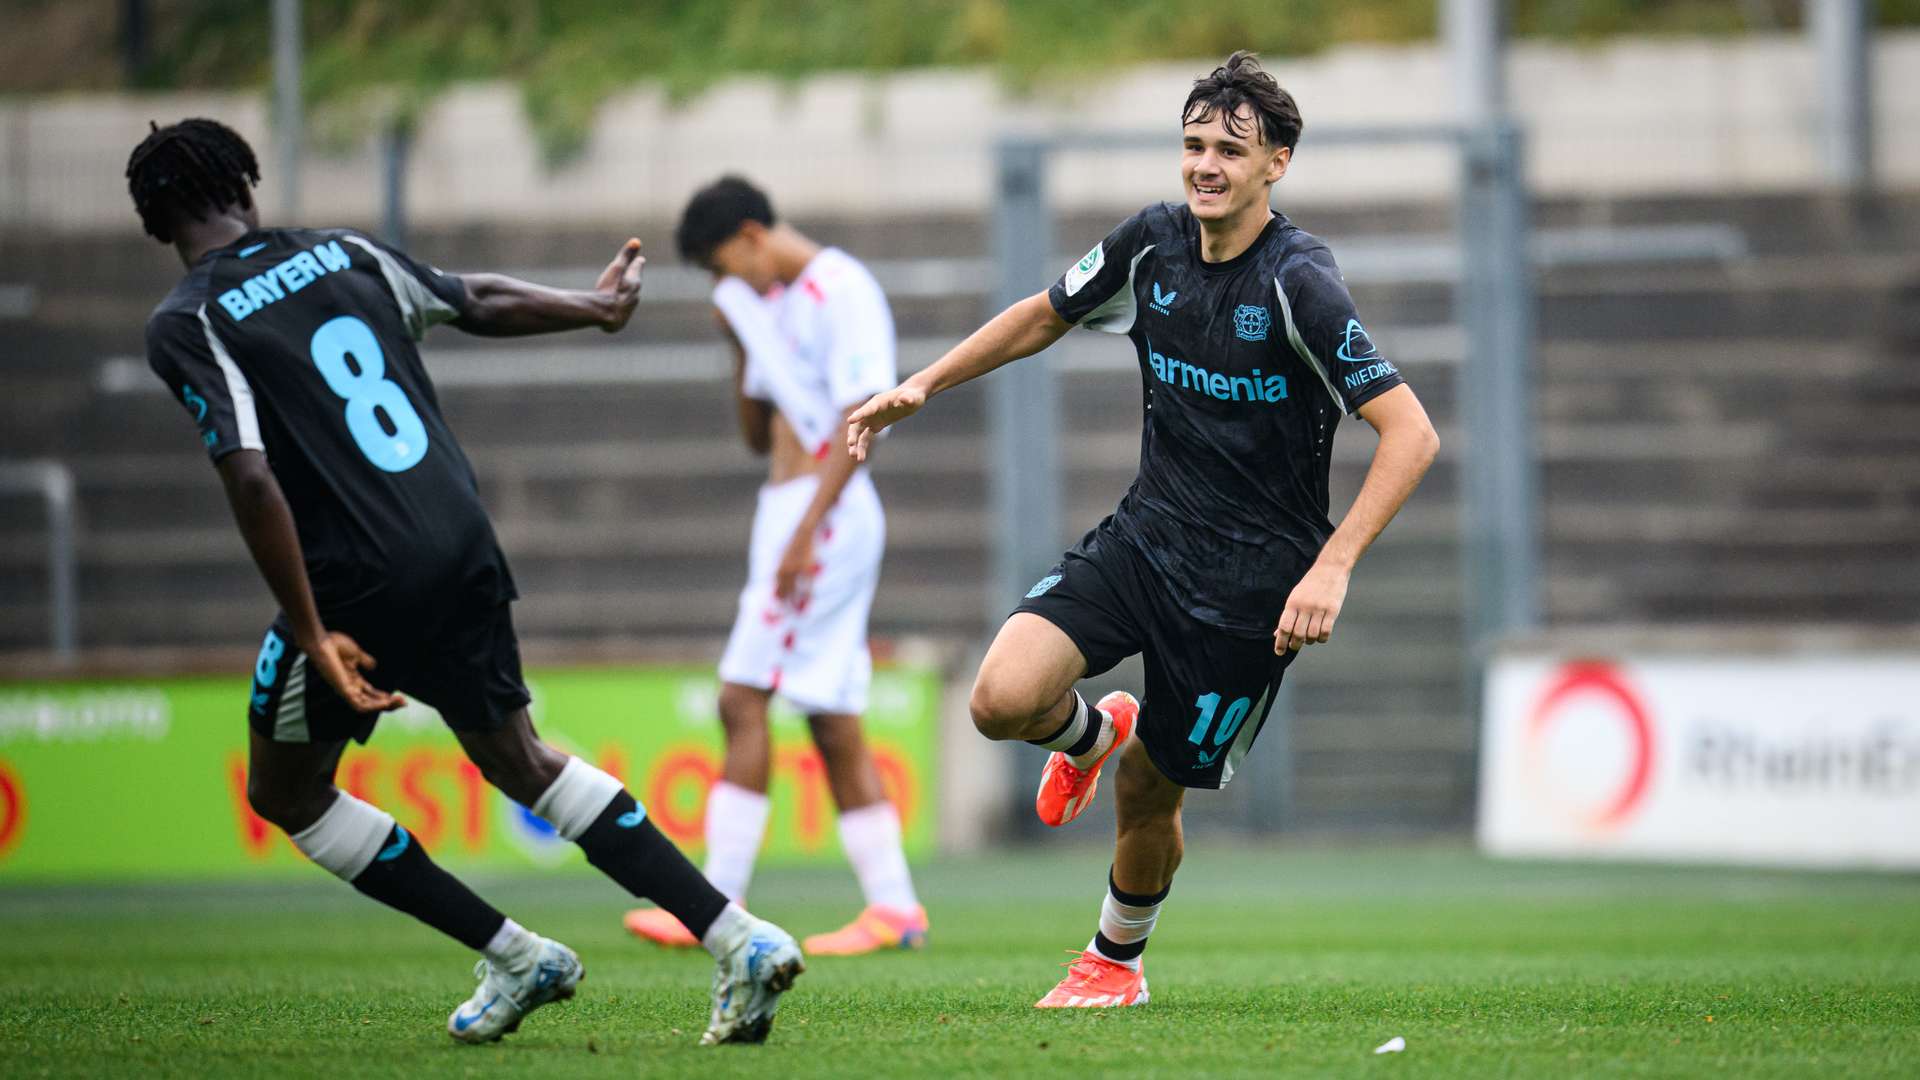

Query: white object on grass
[[1374, 1036, 1406, 1054]]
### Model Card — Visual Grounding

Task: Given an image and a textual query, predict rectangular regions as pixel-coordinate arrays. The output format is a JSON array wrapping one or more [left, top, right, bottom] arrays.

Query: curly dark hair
[[125, 118, 260, 243], [1183, 51, 1303, 152], [675, 175, 775, 265]]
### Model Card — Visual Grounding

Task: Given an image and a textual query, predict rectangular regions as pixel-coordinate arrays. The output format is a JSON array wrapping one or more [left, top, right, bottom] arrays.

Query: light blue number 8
[[1187, 691, 1252, 747], [254, 629, 285, 686], [309, 315, 428, 472]]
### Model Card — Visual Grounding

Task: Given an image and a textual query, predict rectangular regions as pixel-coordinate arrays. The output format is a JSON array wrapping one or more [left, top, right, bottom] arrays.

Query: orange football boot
[[802, 904, 929, 956], [1034, 691, 1137, 826], [622, 906, 701, 948], [1034, 950, 1149, 1008]]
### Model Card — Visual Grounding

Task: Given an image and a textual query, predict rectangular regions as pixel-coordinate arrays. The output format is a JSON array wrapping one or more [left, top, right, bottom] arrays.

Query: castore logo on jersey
[[1150, 281, 1179, 315]]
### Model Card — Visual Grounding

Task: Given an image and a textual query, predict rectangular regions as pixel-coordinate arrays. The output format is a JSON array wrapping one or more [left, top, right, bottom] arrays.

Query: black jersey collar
[[194, 228, 271, 266], [1191, 211, 1285, 276]]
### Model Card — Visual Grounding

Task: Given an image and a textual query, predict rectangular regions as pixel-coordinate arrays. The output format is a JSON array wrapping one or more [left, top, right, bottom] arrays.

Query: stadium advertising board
[[0, 665, 937, 880], [1479, 653, 1920, 869]]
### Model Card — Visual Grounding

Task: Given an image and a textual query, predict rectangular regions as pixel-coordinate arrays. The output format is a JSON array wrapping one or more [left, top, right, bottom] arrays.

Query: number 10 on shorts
[[1187, 692, 1251, 766]]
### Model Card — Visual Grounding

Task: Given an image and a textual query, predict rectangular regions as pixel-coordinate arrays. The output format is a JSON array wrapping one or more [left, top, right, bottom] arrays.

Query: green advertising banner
[[0, 666, 939, 880]]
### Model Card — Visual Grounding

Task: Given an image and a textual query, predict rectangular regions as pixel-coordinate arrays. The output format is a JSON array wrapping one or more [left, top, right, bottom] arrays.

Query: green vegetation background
[[7, 1, 1920, 161]]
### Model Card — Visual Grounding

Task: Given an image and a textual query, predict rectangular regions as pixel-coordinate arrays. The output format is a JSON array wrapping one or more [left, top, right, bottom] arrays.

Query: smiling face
[[1181, 104, 1290, 226]]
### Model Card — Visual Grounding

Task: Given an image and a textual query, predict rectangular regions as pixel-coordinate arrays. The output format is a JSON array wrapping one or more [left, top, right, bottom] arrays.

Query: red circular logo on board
[[1523, 662, 1656, 831], [0, 760, 24, 857]]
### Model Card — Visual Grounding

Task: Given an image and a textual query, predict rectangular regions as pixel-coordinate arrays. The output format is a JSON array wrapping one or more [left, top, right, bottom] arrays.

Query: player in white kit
[[624, 177, 928, 956]]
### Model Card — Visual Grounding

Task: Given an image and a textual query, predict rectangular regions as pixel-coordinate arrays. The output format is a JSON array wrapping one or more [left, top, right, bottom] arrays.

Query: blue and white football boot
[[447, 936, 583, 1043], [701, 914, 806, 1045]]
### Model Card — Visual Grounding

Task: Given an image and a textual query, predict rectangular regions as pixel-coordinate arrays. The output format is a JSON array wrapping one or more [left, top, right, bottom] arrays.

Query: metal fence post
[[272, 0, 302, 219], [986, 138, 1060, 627], [0, 460, 79, 664], [382, 119, 411, 248], [1239, 681, 1295, 831], [1809, 0, 1874, 194], [1457, 121, 1540, 654]]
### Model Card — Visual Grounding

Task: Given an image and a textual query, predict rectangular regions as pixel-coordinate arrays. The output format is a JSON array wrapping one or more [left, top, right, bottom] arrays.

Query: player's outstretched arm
[[847, 291, 1069, 461], [454, 239, 647, 336], [1275, 384, 1440, 653], [215, 451, 406, 714]]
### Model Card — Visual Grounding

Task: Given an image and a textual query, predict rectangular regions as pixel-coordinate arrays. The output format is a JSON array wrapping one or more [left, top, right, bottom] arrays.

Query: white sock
[[837, 801, 919, 911], [529, 757, 624, 841], [701, 901, 753, 960], [289, 791, 394, 881], [1030, 691, 1089, 752], [701, 780, 771, 904], [1089, 880, 1164, 971], [482, 918, 538, 971], [1068, 701, 1115, 770]]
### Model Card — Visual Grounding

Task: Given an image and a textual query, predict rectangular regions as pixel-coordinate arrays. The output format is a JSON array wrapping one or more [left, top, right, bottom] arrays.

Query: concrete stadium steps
[[8, 331, 1916, 647]]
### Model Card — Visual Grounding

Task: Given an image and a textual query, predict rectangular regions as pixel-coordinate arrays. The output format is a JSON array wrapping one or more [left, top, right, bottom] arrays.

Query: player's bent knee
[[474, 757, 552, 806], [968, 678, 1041, 740], [246, 778, 333, 833], [463, 737, 566, 805]]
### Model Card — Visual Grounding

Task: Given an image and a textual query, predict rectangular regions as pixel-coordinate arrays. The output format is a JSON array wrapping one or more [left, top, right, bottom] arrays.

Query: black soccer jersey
[[1048, 202, 1405, 634], [145, 228, 514, 612]]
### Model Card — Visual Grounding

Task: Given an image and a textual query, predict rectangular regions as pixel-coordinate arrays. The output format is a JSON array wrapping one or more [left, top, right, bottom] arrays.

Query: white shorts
[[718, 471, 883, 715]]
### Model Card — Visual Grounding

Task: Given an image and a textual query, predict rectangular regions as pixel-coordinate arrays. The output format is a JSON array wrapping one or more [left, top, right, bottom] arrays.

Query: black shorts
[[1013, 525, 1295, 790], [246, 595, 530, 745]]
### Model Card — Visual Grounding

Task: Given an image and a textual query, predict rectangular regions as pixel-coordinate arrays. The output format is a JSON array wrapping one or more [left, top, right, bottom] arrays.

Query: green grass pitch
[[4, 847, 1917, 1078]]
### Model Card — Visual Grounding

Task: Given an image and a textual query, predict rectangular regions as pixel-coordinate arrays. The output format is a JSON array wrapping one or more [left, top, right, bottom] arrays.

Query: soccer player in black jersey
[[128, 118, 801, 1045], [847, 54, 1440, 1007]]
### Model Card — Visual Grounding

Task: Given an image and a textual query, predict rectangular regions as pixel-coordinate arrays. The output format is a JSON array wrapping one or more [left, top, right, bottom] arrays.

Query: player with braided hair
[[130, 117, 804, 1046], [126, 118, 262, 244]]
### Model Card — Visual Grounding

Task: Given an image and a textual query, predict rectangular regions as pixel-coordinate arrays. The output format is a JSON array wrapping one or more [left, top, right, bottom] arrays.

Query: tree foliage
[[7, 0, 1919, 164]]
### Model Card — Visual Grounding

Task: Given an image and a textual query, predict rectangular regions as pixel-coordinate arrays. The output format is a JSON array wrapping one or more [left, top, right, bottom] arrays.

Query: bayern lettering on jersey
[[215, 240, 353, 321]]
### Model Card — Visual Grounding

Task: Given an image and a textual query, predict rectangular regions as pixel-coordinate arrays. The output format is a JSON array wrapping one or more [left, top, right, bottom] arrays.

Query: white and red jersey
[[711, 248, 895, 716], [711, 247, 898, 456]]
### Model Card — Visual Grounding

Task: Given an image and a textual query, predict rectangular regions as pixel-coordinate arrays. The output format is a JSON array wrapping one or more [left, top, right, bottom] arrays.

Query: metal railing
[[0, 460, 78, 663]]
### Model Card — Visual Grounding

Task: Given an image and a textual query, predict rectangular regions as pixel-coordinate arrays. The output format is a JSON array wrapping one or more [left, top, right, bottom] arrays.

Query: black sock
[[1093, 871, 1169, 963], [1027, 716, 1075, 747], [350, 825, 506, 951], [575, 790, 729, 939], [1027, 691, 1101, 756], [1063, 697, 1103, 758], [1093, 929, 1147, 962]]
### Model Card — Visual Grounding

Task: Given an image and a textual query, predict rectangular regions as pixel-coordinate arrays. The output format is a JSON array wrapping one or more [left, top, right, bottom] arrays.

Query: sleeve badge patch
[[1063, 242, 1105, 297]]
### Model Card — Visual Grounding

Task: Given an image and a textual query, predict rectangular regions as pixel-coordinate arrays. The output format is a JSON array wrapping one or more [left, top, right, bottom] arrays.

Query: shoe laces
[[1057, 949, 1126, 988], [1047, 757, 1089, 794]]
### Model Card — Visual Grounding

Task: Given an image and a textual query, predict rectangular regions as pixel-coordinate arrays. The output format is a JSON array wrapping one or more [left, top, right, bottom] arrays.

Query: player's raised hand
[[1275, 561, 1350, 653], [597, 238, 646, 332], [307, 631, 407, 714], [846, 383, 927, 462]]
